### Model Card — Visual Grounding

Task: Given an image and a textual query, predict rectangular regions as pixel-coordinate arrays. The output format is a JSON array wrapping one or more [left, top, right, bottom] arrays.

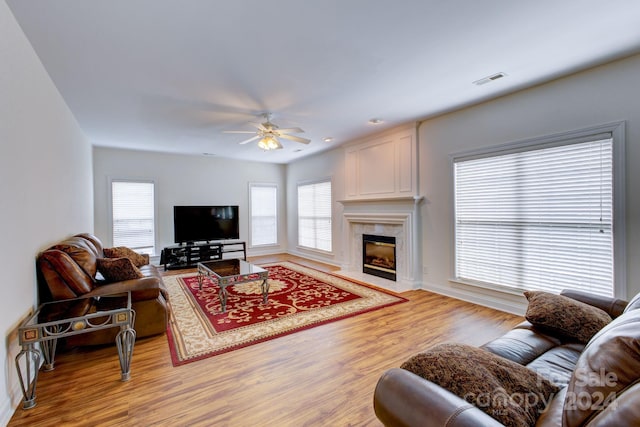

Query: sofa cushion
[[562, 308, 640, 427], [401, 343, 559, 427], [51, 237, 99, 278], [526, 343, 584, 387], [97, 257, 144, 282], [524, 291, 612, 344], [74, 233, 104, 255], [481, 325, 562, 365], [103, 246, 149, 267], [38, 250, 96, 299]]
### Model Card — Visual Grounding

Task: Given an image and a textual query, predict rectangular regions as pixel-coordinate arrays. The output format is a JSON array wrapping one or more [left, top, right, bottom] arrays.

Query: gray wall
[[419, 53, 640, 313], [92, 147, 287, 256], [0, 1, 93, 421], [285, 147, 345, 265]]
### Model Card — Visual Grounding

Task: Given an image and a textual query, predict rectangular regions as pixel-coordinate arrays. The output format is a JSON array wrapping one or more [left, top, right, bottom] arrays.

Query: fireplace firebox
[[362, 234, 397, 281]]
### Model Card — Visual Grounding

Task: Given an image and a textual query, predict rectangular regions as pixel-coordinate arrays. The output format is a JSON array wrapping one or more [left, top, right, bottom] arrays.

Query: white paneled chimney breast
[[337, 125, 422, 292]]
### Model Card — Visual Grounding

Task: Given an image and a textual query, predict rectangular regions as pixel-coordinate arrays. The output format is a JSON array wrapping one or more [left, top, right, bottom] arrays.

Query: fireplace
[[338, 196, 423, 292], [362, 234, 397, 281]]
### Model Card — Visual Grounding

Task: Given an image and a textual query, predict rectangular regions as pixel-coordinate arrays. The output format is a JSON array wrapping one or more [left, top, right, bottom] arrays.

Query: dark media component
[[174, 206, 239, 244]]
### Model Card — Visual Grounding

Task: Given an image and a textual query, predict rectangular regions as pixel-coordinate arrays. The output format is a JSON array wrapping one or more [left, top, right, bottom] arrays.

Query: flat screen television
[[173, 205, 239, 244]]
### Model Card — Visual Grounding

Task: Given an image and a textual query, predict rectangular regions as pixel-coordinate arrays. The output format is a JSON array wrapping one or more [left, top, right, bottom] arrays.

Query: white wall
[[419, 52, 640, 314], [92, 147, 287, 256], [285, 148, 345, 265], [0, 1, 93, 423]]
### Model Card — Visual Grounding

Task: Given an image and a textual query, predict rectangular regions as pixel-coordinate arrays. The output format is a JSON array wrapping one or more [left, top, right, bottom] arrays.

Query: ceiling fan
[[223, 113, 311, 150]]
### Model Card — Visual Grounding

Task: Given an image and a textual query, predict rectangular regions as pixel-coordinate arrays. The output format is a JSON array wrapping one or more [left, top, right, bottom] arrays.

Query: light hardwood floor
[[9, 254, 522, 426]]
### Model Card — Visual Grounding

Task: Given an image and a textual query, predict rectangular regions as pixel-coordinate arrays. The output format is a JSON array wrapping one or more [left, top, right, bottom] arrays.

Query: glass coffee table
[[15, 292, 135, 409], [197, 259, 269, 313]]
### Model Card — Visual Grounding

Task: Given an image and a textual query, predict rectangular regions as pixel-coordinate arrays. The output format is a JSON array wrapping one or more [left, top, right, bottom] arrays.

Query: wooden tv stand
[[160, 241, 246, 270]]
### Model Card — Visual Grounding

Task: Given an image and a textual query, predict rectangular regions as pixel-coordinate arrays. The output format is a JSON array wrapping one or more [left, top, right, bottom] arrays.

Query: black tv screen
[[174, 206, 239, 243]]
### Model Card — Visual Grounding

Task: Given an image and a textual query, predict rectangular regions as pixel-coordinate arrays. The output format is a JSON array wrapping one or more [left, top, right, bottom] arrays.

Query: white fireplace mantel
[[337, 196, 423, 292], [337, 195, 423, 205]]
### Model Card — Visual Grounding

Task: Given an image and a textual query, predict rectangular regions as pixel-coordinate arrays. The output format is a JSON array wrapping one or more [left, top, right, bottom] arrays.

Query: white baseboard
[[285, 248, 341, 268], [422, 280, 527, 316], [246, 245, 286, 258], [0, 380, 24, 427]]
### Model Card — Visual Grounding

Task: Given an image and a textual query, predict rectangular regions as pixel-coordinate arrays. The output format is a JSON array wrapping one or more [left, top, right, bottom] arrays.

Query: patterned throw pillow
[[97, 257, 144, 282], [103, 246, 149, 267], [401, 343, 559, 427], [524, 291, 612, 344]]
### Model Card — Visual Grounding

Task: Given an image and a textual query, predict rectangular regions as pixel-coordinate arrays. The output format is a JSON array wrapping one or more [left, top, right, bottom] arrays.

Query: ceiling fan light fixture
[[226, 113, 309, 150], [258, 135, 281, 150], [368, 118, 383, 125]]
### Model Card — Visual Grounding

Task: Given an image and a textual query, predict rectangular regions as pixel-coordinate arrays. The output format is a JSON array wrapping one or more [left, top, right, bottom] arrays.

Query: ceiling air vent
[[473, 72, 507, 86]]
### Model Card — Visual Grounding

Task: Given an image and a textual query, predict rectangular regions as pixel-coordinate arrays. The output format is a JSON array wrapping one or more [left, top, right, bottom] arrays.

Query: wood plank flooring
[[8, 254, 522, 426]]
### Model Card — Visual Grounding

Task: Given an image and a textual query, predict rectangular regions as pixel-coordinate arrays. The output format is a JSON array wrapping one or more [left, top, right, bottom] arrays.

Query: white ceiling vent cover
[[473, 72, 507, 86]]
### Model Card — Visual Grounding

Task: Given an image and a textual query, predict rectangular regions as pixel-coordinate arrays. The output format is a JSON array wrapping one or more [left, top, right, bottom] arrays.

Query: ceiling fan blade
[[276, 127, 305, 134], [249, 122, 267, 131], [223, 130, 258, 134], [238, 135, 260, 145], [279, 134, 311, 144]]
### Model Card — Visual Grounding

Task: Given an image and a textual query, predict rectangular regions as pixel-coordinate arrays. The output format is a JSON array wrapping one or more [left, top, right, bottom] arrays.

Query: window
[[297, 180, 332, 252], [111, 180, 155, 255], [249, 183, 278, 246], [453, 125, 624, 297]]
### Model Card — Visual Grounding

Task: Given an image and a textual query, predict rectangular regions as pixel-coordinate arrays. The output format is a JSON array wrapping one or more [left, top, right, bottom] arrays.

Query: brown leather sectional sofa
[[374, 290, 640, 426], [36, 233, 169, 346]]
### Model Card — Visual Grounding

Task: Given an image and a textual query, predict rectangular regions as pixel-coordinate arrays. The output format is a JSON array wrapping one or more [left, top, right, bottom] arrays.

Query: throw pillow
[[524, 291, 612, 344], [563, 308, 640, 427], [103, 246, 149, 267], [97, 257, 144, 282], [401, 343, 559, 427]]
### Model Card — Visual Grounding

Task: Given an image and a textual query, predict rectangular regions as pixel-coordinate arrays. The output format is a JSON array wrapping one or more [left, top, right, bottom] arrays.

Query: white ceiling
[[8, 0, 640, 164]]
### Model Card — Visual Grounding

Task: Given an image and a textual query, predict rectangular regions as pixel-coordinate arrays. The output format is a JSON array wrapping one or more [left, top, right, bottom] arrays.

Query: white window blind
[[111, 180, 155, 255], [250, 184, 278, 246], [298, 180, 332, 252], [454, 137, 614, 296]]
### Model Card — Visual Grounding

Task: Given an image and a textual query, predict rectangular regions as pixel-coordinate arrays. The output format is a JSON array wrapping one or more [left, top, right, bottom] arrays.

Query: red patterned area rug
[[165, 261, 407, 366]]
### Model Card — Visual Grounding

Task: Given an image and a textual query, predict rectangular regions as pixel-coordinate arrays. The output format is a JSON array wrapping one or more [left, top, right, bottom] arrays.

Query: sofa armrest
[[86, 277, 162, 301], [560, 289, 627, 318], [373, 368, 504, 427]]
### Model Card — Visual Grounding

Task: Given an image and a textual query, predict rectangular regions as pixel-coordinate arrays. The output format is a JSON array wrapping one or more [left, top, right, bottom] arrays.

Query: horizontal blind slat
[[454, 138, 614, 296]]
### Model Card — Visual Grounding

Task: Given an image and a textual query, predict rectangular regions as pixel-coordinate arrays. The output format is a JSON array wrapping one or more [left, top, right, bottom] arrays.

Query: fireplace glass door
[[362, 234, 396, 281]]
